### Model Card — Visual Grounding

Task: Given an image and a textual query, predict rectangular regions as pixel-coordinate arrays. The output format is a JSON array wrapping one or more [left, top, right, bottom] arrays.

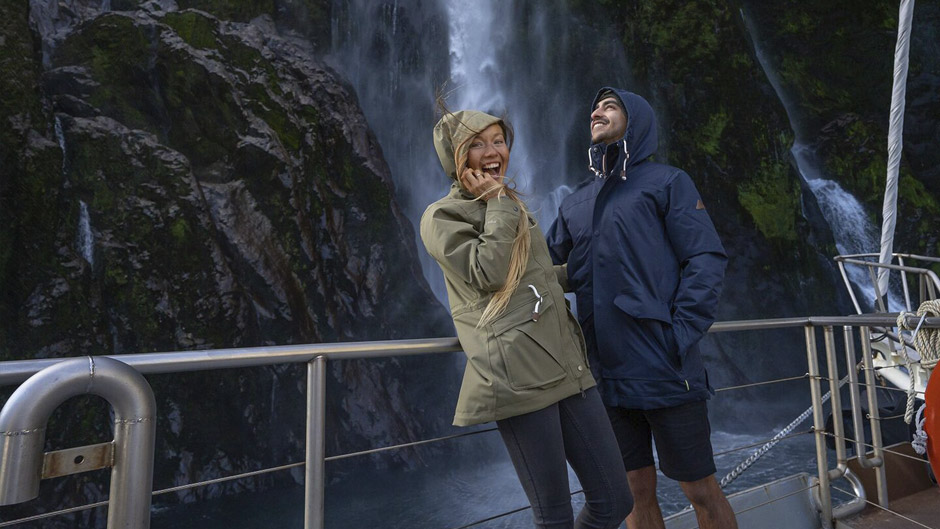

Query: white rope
[[911, 403, 928, 455], [876, 0, 915, 296], [897, 299, 940, 424]]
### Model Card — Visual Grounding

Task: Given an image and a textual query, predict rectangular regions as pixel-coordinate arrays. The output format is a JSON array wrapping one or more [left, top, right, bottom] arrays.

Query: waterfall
[[442, 1, 590, 227], [327, 0, 451, 301], [58, 116, 94, 268], [77, 200, 95, 267], [791, 146, 901, 310], [740, 8, 900, 312], [54, 116, 67, 174], [327, 0, 626, 302]]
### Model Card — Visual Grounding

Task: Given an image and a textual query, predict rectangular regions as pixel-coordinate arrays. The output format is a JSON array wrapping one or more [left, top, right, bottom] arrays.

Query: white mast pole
[[877, 0, 915, 302]]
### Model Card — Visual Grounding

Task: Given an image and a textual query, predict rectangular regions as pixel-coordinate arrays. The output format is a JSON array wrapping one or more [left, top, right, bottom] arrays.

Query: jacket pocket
[[613, 293, 681, 371], [492, 296, 567, 391], [612, 294, 671, 324]]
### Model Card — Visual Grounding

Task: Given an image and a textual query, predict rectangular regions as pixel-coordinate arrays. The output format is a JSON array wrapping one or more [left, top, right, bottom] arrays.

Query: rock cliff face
[[578, 0, 939, 426], [737, 0, 940, 256], [2, 0, 939, 525], [1, 1, 455, 525]]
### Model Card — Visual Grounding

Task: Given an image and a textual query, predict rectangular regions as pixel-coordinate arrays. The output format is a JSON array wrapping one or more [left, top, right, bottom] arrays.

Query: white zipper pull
[[527, 284, 543, 321], [620, 142, 630, 180]]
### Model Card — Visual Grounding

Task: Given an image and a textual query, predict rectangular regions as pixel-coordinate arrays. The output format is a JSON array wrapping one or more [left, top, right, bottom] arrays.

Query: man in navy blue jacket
[[547, 87, 735, 529]]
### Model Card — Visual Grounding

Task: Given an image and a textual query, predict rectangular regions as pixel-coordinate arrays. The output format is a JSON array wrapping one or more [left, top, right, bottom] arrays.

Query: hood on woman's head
[[433, 110, 508, 181]]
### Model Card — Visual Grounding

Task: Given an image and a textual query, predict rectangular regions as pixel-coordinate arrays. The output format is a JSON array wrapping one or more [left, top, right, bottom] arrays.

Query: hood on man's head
[[433, 110, 505, 181], [594, 89, 624, 111], [590, 86, 658, 163]]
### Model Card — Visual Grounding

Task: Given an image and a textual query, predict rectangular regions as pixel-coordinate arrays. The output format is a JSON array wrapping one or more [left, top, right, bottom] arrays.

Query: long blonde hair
[[452, 131, 533, 328]]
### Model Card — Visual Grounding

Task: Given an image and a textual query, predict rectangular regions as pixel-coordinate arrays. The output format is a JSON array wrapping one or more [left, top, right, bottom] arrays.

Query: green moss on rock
[[738, 158, 800, 242], [163, 11, 220, 50], [58, 14, 157, 133], [695, 110, 730, 157]]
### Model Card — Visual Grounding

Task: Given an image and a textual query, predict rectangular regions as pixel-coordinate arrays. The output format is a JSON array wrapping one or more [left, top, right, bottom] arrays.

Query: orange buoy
[[925, 370, 940, 483]]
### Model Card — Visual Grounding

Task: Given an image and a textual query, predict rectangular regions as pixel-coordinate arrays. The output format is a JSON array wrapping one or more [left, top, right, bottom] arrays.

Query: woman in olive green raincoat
[[420, 110, 632, 529]]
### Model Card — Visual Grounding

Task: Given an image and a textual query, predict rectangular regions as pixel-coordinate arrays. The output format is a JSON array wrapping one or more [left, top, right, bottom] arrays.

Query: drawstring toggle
[[527, 284, 543, 321]]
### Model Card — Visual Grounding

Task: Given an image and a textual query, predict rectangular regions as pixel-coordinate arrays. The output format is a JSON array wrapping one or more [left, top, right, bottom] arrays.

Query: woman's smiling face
[[466, 123, 510, 183]]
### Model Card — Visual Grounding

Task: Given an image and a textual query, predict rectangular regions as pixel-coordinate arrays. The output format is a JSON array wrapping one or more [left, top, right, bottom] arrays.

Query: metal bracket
[[42, 442, 114, 479]]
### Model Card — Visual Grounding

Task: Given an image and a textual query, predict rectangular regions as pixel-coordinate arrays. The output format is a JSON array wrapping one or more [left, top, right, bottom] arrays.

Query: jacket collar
[[589, 139, 630, 180]]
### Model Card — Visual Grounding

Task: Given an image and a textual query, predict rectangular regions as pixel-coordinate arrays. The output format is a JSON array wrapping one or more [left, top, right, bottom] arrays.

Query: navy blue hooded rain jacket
[[546, 88, 728, 410]]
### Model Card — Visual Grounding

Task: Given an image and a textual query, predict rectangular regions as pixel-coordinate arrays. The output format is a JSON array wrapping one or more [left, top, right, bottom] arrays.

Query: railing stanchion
[[805, 325, 833, 528], [859, 329, 889, 507], [845, 327, 869, 467], [305, 355, 327, 529], [824, 326, 848, 480]]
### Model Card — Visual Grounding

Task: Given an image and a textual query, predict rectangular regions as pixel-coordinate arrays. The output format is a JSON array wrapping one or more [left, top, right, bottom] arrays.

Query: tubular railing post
[[837, 261, 864, 315], [805, 325, 833, 528], [867, 265, 886, 312], [826, 327, 867, 519], [844, 327, 874, 470], [823, 327, 848, 480], [859, 329, 889, 507], [305, 355, 327, 529], [898, 256, 913, 310], [0, 356, 155, 529]]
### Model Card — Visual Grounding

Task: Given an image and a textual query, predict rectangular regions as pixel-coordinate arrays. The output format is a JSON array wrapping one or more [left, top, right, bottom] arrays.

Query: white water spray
[[77, 200, 94, 267], [443, 1, 581, 228], [54, 116, 66, 173], [741, 9, 901, 312], [327, 1, 627, 303]]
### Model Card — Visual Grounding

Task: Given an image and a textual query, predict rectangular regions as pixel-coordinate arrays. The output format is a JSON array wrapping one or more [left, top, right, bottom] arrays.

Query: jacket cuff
[[554, 263, 569, 291]]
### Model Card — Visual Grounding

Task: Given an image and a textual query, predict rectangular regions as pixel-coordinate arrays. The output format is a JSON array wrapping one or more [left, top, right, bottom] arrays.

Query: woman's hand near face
[[460, 167, 503, 201]]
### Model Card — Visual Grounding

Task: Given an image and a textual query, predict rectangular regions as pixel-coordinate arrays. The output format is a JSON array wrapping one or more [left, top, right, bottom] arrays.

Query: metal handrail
[[1, 316, 936, 387], [0, 338, 463, 386], [833, 253, 940, 314], [835, 252, 940, 264], [2, 315, 939, 528]]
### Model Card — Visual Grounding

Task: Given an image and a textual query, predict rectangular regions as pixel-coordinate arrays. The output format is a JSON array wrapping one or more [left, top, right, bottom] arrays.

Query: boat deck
[[836, 487, 940, 529], [837, 442, 939, 529]]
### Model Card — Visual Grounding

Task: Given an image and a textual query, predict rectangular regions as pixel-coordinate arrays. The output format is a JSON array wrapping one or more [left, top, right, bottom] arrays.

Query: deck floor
[[837, 487, 940, 529]]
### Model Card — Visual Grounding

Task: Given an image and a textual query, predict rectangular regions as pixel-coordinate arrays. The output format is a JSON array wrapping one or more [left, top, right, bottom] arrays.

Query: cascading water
[[54, 116, 66, 173], [57, 116, 95, 267], [740, 8, 901, 312], [327, 0, 451, 300], [77, 200, 94, 266], [328, 0, 628, 303], [443, 1, 578, 226], [791, 146, 902, 311], [29, 0, 112, 66]]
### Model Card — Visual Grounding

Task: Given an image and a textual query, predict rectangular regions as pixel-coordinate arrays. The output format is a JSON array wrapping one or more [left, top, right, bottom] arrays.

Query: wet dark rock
[[2, 2, 453, 526]]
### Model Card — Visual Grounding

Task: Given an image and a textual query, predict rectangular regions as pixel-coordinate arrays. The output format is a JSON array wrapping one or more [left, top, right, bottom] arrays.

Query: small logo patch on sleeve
[[696, 199, 706, 210]]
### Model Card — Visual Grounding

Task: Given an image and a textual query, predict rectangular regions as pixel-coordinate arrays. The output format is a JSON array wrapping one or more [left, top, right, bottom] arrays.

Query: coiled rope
[[911, 403, 928, 455], [897, 299, 940, 424]]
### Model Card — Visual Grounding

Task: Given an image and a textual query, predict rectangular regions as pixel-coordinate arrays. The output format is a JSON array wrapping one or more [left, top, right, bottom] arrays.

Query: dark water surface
[[150, 429, 822, 529]]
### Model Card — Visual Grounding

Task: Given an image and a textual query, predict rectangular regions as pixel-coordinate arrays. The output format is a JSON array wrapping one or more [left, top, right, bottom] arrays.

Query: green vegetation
[[59, 14, 156, 132], [899, 175, 940, 213], [164, 11, 220, 50], [0, 1, 64, 345], [694, 110, 729, 157], [738, 158, 800, 242]]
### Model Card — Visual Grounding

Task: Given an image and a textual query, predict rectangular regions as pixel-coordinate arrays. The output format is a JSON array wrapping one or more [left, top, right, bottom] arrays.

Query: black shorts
[[606, 400, 716, 482]]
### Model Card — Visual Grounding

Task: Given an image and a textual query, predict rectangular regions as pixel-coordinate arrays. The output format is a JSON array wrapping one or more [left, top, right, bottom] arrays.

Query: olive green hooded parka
[[420, 110, 594, 426]]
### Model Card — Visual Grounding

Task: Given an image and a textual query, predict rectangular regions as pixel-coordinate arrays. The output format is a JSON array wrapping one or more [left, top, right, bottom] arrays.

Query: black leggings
[[496, 387, 633, 529]]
